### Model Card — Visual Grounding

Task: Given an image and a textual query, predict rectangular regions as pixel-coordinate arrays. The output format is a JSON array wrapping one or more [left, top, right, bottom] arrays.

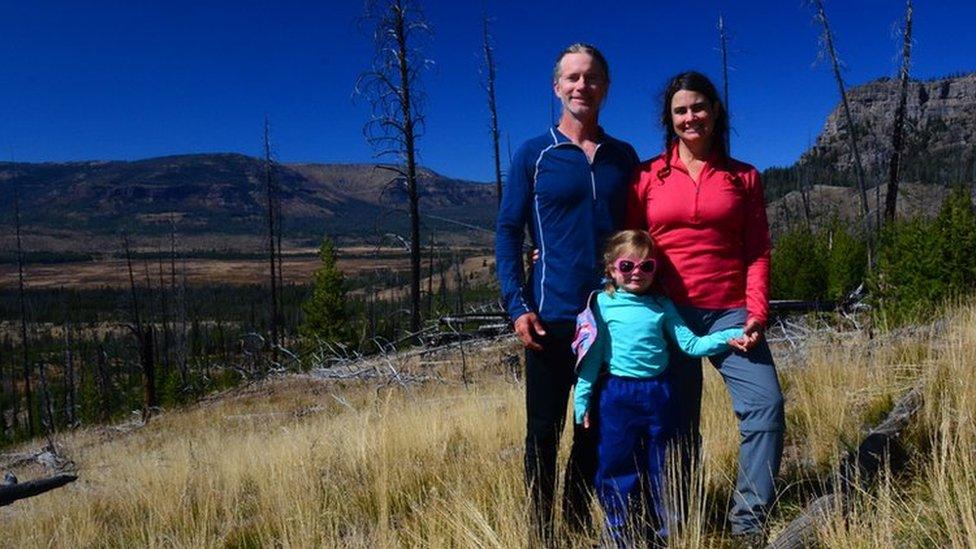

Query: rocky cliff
[[800, 72, 976, 178]]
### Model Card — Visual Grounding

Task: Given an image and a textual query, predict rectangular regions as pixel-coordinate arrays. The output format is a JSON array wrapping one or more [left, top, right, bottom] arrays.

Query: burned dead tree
[[13, 182, 34, 437], [0, 473, 77, 507], [357, 0, 432, 336], [61, 296, 77, 427], [122, 233, 157, 419], [718, 14, 731, 155], [812, 0, 871, 234], [263, 116, 283, 363], [169, 216, 189, 387], [884, 0, 914, 224], [481, 12, 503, 205], [768, 384, 923, 549]]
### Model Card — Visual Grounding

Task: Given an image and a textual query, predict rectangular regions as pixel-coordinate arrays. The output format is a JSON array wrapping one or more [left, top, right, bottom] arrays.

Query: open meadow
[[0, 246, 493, 291], [3, 301, 975, 547]]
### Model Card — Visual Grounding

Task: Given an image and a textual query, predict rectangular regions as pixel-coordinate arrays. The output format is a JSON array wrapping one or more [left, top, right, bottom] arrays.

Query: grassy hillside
[[2, 304, 975, 547]]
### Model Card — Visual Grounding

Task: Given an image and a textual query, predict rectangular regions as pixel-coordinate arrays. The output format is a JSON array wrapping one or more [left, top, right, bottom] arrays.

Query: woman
[[625, 71, 784, 541]]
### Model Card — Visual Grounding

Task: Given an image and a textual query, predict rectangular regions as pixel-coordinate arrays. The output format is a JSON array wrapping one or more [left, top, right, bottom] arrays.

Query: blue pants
[[670, 306, 785, 534], [596, 374, 673, 545]]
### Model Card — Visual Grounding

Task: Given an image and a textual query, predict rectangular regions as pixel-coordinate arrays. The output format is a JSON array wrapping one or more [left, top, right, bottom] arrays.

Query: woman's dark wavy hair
[[657, 71, 729, 180]]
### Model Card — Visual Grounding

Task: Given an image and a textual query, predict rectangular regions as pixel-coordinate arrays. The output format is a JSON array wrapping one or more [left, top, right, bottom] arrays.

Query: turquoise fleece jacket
[[574, 290, 743, 424]]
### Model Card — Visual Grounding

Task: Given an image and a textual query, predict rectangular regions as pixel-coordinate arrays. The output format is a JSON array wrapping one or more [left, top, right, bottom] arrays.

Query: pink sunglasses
[[614, 257, 656, 275]]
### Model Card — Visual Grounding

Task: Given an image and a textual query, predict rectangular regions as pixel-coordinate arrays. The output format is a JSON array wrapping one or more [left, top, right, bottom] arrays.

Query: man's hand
[[742, 318, 764, 350], [583, 411, 591, 429], [514, 312, 546, 351]]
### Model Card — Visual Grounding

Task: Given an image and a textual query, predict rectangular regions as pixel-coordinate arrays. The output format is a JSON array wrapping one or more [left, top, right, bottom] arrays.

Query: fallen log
[[767, 384, 923, 549], [0, 473, 78, 507]]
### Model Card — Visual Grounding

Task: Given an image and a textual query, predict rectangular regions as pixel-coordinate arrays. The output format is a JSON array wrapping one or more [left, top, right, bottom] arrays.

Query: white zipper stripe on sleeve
[[532, 144, 556, 316]]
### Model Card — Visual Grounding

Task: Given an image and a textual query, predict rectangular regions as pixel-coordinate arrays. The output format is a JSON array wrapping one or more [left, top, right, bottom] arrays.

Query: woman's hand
[[582, 411, 591, 429], [728, 336, 749, 353], [742, 319, 764, 350]]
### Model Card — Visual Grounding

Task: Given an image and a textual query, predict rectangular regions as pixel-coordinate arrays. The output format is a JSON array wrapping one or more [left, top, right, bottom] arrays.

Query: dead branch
[[0, 473, 78, 507], [767, 383, 923, 548]]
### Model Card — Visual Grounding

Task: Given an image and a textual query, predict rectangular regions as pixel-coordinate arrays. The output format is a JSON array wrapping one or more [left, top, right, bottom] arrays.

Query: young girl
[[572, 229, 745, 544]]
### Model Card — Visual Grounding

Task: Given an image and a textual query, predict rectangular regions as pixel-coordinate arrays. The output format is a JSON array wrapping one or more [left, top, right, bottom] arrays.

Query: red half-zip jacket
[[625, 146, 772, 327]]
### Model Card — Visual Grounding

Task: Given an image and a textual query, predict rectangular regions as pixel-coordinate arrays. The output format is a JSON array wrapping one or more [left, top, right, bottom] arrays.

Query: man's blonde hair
[[552, 42, 610, 84]]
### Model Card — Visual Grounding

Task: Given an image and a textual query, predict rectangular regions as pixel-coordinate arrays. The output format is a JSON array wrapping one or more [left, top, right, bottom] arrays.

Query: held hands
[[514, 312, 546, 351], [728, 318, 764, 352]]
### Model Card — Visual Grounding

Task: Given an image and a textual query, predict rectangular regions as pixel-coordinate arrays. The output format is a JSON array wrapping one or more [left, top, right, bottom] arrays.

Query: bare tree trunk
[[813, 0, 871, 232], [96, 346, 111, 422], [263, 116, 280, 363], [427, 235, 434, 318], [358, 0, 430, 338], [14, 183, 35, 437], [169, 217, 189, 387], [62, 297, 77, 426], [0, 350, 9, 440], [718, 14, 731, 155], [123, 233, 156, 419], [37, 361, 55, 436], [454, 250, 465, 314], [157, 254, 171, 382], [884, 0, 914, 224], [393, 6, 423, 337], [798, 166, 813, 228], [274, 168, 284, 344], [482, 13, 503, 205]]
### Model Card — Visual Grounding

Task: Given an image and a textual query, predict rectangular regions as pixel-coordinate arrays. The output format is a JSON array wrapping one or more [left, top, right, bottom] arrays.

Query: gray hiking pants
[[670, 305, 785, 534]]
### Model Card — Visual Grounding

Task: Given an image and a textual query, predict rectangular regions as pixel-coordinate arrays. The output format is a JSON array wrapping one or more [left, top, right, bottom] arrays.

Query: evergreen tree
[[825, 219, 867, 301], [300, 238, 353, 346]]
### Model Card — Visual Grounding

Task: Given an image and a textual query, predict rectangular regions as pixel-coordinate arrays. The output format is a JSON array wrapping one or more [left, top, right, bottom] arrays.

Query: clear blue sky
[[2, 1, 974, 181]]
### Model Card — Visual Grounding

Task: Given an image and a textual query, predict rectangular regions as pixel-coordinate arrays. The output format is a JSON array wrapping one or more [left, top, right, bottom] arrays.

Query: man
[[495, 43, 638, 541]]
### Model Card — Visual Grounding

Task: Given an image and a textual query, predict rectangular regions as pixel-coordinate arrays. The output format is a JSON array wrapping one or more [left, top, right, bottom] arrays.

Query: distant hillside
[[763, 72, 976, 204], [0, 154, 496, 252]]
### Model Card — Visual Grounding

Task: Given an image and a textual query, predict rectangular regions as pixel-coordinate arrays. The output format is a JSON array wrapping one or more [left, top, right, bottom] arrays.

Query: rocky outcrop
[[800, 73, 976, 175]]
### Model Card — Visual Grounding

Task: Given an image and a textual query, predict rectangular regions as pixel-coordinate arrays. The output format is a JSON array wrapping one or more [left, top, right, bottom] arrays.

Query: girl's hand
[[728, 336, 749, 353], [583, 411, 591, 429], [531, 248, 540, 264]]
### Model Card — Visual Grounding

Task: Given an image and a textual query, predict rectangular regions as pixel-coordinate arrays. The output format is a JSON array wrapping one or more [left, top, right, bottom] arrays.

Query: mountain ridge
[[0, 154, 497, 251]]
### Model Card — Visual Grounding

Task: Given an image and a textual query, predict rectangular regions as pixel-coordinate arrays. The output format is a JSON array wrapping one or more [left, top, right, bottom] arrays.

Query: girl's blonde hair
[[603, 230, 656, 294]]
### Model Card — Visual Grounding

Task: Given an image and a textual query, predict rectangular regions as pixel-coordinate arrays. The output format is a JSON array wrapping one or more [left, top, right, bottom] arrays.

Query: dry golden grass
[[3, 306, 975, 547], [814, 304, 976, 548]]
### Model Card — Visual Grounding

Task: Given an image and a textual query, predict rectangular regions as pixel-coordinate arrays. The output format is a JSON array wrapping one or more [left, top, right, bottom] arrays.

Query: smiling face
[[553, 52, 608, 122], [670, 89, 718, 149], [609, 254, 655, 294]]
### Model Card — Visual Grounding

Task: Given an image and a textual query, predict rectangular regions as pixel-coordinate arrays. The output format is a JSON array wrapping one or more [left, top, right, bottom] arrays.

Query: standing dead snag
[[718, 15, 731, 155], [885, 0, 914, 224], [169, 216, 190, 388], [357, 0, 432, 336], [122, 233, 157, 419], [263, 116, 283, 364], [811, 0, 871, 236], [13, 181, 34, 437], [481, 13, 503, 205]]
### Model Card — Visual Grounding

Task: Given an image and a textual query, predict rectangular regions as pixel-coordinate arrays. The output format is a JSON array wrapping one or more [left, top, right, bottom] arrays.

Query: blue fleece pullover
[[495, 127, 638, 323]]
